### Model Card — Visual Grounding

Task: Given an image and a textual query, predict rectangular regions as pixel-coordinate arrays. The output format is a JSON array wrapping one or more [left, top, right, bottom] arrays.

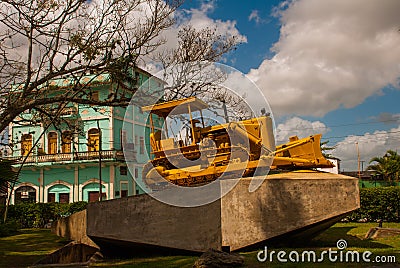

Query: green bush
[[6, 201, 88, 228], [0, 220, 19, 237], [68, 201, 89, 215], [348, 187, 400, 222]]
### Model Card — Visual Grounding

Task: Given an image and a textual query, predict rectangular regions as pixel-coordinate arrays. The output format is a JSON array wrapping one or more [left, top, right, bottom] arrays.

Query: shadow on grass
[[92, 238, 200, 268], [241, 224, 400, 268], [309, 226, 391, 249], [92, 255, 197, 268], [0, 229, 69, 268]]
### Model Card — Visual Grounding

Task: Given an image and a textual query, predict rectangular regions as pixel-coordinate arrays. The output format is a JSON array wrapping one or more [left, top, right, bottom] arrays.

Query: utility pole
[[97, 120, 102, 201], [356, 142, 361, 180]]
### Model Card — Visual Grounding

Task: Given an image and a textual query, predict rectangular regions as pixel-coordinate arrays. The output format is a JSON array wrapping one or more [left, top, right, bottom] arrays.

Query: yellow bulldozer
[[141, 97, 333, 189]]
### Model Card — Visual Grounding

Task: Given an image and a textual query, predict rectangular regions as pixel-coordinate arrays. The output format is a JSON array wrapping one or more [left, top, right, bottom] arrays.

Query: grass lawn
[[91, 256, 198, 268], [242, 222, 400, 267], [0, 223, 399, 267], [0, 228, 69, 268]]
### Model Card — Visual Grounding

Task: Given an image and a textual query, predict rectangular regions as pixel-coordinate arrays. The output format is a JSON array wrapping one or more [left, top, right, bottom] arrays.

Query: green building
[[5, 68, 163, 204]]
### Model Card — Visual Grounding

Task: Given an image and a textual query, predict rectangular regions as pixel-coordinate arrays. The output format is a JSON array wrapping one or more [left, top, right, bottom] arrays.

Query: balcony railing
[[4, 149, 132, 164]]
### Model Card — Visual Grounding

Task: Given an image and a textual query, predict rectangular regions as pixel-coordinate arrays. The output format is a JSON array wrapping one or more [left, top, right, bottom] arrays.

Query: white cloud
[[143, 1, 246, 73], [248, 9, 269, 25], [177, 2, 246, 42], [332, 125, 400, 171], [248, 0, 400, 117], [0, 0, 245, 75], [276, 116, 328, 143], [198, 0, 216, 14], [372, 112, 400, 125], [248, 10, 261, 24]]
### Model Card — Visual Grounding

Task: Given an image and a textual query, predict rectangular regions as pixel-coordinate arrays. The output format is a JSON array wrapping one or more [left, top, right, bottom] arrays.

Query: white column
[[9, 185, 14, 205], [109, 165, 115, 199], [110, 106, 114, 150], [40, 169, 44, 203], [74, 166, 79, 202], [69, 185, 74, 203]]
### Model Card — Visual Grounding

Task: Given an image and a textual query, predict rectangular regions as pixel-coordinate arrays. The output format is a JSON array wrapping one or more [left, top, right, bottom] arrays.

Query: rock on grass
[[193, 248, 244, 268]]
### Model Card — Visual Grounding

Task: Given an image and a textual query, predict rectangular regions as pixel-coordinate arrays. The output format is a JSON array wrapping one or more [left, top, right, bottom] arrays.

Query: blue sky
[[177, 0, 400, 170], [181, 0, 282, 72]]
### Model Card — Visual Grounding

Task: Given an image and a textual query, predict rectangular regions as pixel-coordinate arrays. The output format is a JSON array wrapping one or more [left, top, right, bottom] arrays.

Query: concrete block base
[[53, 171, 360, 253]]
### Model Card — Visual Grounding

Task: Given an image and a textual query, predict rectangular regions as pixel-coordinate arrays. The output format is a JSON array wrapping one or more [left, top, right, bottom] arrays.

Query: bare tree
[[0, 0, 241, 135], [156, 26, 249, 120]]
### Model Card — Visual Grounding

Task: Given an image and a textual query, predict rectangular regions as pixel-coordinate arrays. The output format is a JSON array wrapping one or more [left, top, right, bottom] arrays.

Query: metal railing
[[4, 149, 130, 164]]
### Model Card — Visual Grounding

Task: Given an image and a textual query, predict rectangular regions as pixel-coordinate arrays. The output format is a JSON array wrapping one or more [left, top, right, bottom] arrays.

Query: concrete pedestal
[[53, 171, 360, 253]]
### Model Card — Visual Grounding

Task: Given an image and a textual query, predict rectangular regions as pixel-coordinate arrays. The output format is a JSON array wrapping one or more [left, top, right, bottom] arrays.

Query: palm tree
[[320, 140, 336, 159], [368, 150, 400, 182]]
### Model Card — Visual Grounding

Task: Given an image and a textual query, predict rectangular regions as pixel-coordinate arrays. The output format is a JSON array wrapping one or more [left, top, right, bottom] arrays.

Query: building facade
[[317, 158, 341, 174], [6, 68, 163, 204]]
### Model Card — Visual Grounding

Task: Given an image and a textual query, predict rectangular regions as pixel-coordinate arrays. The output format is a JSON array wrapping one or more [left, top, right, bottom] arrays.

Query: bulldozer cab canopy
[[141, 97, 208, 118]]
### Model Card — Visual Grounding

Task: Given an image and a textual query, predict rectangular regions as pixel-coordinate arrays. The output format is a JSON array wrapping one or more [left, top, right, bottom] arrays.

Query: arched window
[[15, 186, 36, 204], [48, 184, 70, 203], [48, 132, 58, 154], [88, 129, 100, 152], [83, 183, 106, 202], [61, 131, 72, 153], [21, 134, 32, 156]]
